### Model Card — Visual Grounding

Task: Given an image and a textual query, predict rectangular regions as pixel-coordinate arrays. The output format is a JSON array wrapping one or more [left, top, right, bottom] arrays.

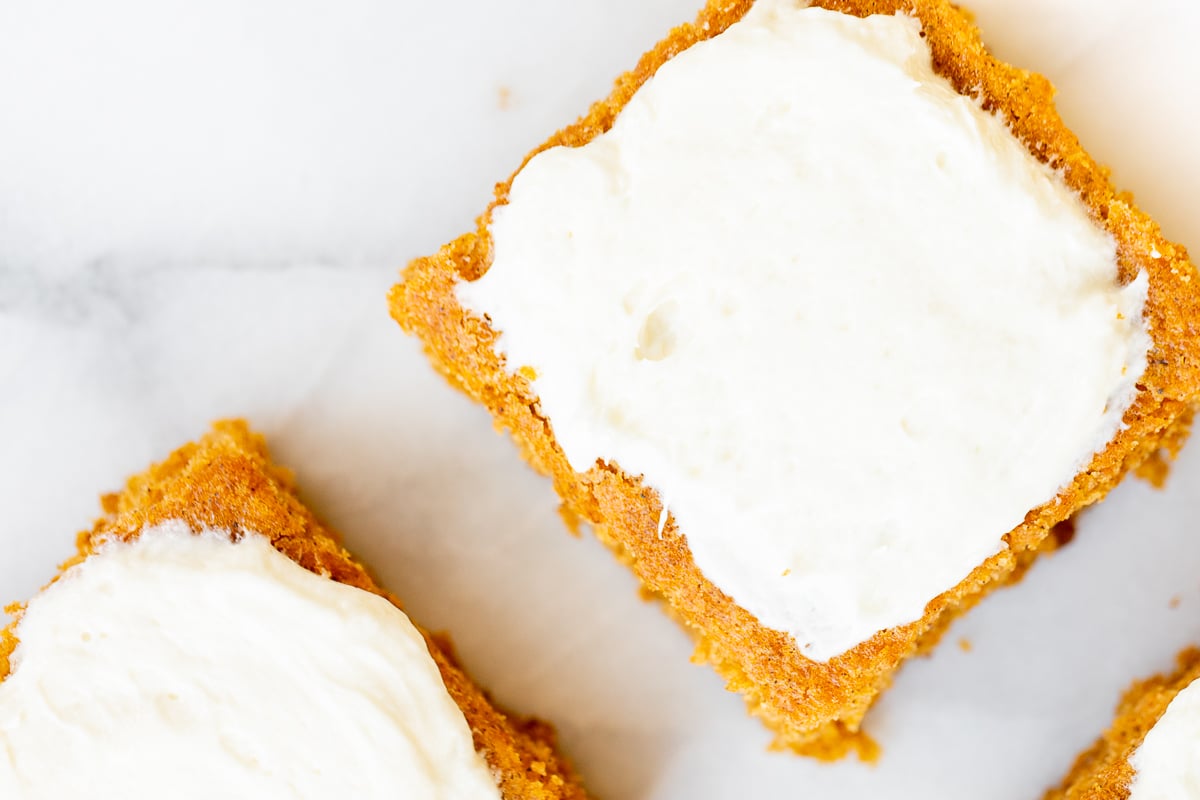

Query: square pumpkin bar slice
[[0, 421, 586, 798], [391, 0, 1200, 758], [1048, 649, 1200, 799]]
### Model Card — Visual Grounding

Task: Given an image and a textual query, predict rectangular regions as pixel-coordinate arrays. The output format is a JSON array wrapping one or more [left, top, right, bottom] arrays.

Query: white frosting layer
[[1129, 677, 1200, 799], [458, 1, 1150, 660], [0, 523, 501, 800]]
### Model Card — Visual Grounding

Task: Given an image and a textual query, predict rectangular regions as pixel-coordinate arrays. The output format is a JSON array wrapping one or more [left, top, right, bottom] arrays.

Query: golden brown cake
[[1047, 649, 1200, 800], [390, 0, 1200, 759], [0, 421, 586, 799]]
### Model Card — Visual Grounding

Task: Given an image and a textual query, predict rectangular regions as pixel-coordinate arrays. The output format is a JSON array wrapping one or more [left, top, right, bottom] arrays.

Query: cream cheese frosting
[[0, 522, 501, 799], [1129, 677, 1200, 799], [457, 1, 1150, 660]]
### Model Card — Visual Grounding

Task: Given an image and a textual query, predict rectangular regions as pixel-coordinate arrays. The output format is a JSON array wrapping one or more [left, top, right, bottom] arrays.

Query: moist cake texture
[[0, 421, 586, 799], [1048, 649, 1200, 800], [391, 0, 1200, 758]]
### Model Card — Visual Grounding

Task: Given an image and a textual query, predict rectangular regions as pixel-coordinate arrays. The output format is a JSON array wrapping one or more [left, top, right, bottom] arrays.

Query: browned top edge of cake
[[1047, 648, 1200, 800], [0, 420, 586, 800], [390, 0, 1200, 746]]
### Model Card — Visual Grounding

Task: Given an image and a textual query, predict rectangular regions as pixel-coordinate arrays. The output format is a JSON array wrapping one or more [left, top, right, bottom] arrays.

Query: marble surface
[[2, 1, 1200, 797]]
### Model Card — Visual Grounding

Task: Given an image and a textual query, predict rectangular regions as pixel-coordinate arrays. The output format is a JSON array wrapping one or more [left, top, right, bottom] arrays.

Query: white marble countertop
[[2, 1, 1200, 797]]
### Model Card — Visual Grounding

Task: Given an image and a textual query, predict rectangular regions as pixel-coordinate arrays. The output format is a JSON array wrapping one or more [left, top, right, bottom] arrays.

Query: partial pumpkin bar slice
[[1047, 649, 1200, 799], [0, 421, 586, 799], [391, 0, 1200, 759]]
